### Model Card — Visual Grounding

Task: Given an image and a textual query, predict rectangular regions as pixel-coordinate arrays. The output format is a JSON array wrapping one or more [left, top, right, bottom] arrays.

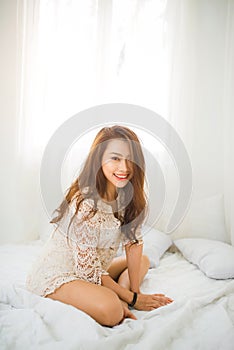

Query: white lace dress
[[26, 197, 142, 297]]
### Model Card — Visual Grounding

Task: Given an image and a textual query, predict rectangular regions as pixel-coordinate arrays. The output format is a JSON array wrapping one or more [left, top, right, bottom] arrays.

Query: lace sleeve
[[68, 199, 109, 285]]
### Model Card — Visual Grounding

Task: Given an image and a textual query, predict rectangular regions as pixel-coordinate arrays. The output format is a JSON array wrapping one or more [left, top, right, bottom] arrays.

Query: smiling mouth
[[114, 173, 129, 180]]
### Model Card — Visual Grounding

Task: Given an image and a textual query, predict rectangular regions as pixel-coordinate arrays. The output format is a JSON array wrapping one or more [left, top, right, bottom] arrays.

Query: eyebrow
[[109, 152, 130, 158]]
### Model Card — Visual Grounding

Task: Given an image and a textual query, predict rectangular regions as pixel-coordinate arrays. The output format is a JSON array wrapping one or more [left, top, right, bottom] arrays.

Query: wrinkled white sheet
[[0, 240, 234, 350]]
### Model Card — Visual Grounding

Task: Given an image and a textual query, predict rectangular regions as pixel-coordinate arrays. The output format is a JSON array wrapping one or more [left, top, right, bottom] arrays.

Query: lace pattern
[[26, 197, 129, 297]]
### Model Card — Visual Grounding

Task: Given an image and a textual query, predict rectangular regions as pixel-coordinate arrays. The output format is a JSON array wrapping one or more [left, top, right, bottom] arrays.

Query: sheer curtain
[[163, 0, 234, 244], [10, 0, 169, 244], [223, 0, 234, 245], [2, 0, 233, 244]]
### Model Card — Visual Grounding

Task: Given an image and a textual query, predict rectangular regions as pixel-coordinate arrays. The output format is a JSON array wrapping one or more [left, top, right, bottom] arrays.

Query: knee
[[97, 292, 123, 327]]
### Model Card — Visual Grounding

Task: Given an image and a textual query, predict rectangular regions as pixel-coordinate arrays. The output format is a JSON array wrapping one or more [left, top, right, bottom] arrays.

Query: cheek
[[127, 162, 133, 175], [102, 162, 115, 176]]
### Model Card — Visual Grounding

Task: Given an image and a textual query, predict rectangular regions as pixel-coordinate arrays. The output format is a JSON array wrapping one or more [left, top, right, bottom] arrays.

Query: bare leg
[[45, 280, 123, 327], [107, 254, 150, 291]]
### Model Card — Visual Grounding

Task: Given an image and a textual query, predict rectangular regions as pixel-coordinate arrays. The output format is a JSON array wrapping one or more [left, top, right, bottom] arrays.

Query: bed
[[1, 229, 234, 350]]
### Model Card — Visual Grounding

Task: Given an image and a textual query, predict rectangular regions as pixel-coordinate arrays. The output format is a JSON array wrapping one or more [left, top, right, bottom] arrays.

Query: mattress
[[0, 239, 234, 350]]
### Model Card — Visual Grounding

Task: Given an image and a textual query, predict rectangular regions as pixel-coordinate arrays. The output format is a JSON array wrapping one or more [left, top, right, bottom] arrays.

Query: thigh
[[45, 279, 123, 327], [107, 255, 128, 281]]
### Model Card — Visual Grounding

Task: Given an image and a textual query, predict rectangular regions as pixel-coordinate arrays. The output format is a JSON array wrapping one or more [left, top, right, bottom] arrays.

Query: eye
[[111, 156, 120, 161]]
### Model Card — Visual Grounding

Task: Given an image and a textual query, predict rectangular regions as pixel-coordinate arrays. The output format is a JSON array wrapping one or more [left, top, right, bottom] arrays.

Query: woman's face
[[101, 139, 133, 198]]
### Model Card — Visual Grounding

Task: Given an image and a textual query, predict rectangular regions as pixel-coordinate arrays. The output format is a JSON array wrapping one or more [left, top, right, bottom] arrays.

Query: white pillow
[[174, 238, 234, 279], [142, 226, 172, 267], [117, 226, 172, 268], [171, 194, 229, 243]]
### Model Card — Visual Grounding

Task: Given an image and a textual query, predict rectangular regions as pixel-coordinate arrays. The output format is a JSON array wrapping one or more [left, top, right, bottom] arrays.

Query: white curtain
[[223, 0, 234, 245], [162, 0, 234, 244], [1, 0, 233, 244], [9, 0, 168, 244]]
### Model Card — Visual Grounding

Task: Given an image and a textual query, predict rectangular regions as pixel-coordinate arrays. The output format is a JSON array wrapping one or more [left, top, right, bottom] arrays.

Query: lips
[[114, 173, 129, 180]]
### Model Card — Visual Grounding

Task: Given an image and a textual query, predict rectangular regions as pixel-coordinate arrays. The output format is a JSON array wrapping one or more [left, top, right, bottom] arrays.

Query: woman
[[26, 125, 173, 327]]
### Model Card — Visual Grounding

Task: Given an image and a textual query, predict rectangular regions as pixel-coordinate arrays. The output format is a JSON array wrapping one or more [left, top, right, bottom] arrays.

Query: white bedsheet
[[0, 240, 234, 350]]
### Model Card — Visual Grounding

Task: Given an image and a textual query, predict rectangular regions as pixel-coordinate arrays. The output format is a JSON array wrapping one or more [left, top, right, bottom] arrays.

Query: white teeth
[[115, 174, 128, 179]]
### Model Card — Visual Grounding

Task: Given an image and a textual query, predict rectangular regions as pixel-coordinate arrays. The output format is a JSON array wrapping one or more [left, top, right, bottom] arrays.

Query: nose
[[118, 159, 129, 172]]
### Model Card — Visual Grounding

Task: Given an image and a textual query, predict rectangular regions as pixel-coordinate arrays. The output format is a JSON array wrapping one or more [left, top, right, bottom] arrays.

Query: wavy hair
[[51, 125, 148, 242]]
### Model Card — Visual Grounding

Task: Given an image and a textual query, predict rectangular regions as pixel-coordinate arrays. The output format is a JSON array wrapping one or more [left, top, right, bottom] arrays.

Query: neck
[[103, 183, 118, 202]]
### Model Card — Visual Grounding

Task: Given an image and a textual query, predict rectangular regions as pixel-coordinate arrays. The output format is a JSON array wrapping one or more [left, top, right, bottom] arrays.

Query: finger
[[126, 311, 137, 320], [151, 300, 169, 308], [153, 294, 174, 302], [163, 298, 173, 303], [153, 295, 167, 301], [162, 300, 171, 304], [161, 300, 171, 304], [153, 296, 173, 302], [166, 297, 174, 302], [164, 296, 174, 302]]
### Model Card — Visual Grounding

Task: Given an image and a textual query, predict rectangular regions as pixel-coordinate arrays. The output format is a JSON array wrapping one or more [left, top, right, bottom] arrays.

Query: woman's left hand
[[134, 292, 173, 311], [118, 300, 137, 324]]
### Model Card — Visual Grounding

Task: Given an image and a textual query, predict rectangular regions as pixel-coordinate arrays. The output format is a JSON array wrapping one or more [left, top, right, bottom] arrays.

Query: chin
[[115, 181, 129, 188]]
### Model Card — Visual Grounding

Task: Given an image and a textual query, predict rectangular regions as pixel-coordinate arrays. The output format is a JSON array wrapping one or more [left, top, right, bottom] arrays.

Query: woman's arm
[[125, 242, 143, 293], [101, 241, 143, 301], [101, 274, 133, 304], [101, 239, 144, 301], [101, 263, 174, 310]]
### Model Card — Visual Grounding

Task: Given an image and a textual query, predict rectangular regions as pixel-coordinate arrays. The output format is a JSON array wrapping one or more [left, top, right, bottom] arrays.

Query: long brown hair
[[51, 125, 148, 241]]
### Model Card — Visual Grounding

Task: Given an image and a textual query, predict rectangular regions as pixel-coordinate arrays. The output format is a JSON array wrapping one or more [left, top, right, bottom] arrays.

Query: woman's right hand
[[134, 293, 174, 311]]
